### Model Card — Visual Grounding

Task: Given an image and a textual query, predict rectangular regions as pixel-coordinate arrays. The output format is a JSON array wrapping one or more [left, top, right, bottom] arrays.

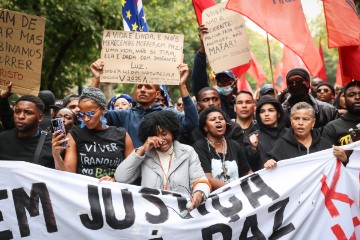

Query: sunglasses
[[177, 103, 183, 106], [78, 107, 101, 119], [287, 77, 307, 86], [317, 88, 330, 93]]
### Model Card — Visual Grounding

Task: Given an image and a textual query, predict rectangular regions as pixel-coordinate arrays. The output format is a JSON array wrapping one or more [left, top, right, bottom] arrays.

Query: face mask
[[216, 85, 233, 96], [288, 84, 308, 96]]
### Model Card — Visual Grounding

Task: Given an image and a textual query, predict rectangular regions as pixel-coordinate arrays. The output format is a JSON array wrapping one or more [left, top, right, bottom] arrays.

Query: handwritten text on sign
[[0, 9, 45, 96], [202, 3, 251, 73], [101, 30, 184, 85]]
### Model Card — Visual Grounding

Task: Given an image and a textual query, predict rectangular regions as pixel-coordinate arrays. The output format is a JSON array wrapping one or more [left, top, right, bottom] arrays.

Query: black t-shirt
[[0, 129, 54, 168], [322, 114, 360, 146], [70, 126, 126, 178], [193, 138, 250, 182]]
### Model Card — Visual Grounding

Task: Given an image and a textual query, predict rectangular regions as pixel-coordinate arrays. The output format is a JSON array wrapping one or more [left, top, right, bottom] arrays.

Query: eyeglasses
[[177, 103, 183, 106], [78, 107, 101, 119], [317, 88, 330, 93]]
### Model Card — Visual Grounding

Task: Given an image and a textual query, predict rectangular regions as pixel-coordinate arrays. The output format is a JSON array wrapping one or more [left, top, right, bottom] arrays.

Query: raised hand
[[0, 82, 13, 99]]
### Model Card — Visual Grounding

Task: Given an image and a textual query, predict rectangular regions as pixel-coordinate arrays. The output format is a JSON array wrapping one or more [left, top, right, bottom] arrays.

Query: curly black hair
[[15, 95, 45, 113], [198, 106, 229, 135], [138, 110, 181, 143]]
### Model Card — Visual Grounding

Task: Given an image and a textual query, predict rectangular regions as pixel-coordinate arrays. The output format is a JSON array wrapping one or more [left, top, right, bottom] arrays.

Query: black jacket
[[282, 94, 338, 129], [267, 129, 332, 161], [246, 96, 288, 171]]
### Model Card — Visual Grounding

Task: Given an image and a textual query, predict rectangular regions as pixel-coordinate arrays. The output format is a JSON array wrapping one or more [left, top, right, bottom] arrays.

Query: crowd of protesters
[[0, 25, 358, 212]]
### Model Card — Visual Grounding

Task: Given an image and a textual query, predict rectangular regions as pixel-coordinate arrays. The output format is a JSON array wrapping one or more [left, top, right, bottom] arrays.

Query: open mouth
[[215, 124, 223, 130]]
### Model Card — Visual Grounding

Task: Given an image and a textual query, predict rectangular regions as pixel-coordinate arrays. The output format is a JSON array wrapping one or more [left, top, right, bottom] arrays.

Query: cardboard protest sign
[[0, 9, 45, 96], [101, 30, 184, 85], [202, 2, 251, 73]]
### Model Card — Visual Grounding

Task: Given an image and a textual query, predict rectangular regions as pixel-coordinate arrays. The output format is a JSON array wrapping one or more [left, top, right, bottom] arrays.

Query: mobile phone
[[51, 118, 69, 147]]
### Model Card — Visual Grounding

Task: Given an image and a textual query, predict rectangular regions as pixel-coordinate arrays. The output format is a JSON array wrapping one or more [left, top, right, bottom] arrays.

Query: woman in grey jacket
[[114, 111, 211, 211]]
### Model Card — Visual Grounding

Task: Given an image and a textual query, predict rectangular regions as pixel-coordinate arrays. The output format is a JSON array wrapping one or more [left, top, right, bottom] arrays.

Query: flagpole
[[266, 33, 276, 95]]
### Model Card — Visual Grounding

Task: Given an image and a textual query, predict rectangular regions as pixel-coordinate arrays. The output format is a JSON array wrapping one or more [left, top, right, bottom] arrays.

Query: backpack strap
[[33, 131, 48, 164]]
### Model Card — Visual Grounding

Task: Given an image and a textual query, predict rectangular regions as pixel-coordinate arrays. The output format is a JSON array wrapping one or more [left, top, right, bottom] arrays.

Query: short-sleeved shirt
[[70, 126, 126, 178], [193, 138, 250, 182]]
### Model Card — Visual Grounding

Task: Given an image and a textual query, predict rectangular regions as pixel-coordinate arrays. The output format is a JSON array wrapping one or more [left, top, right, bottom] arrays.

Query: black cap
[[215, 70, 236, 81], [316, 82, 335, 95], [260, 84, 275, 96], [62, 94, 79, 108], [38, 90, 55, 110]]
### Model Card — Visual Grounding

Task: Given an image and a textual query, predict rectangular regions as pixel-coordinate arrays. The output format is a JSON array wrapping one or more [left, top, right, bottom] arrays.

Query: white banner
[[0, 142, 359, 239]]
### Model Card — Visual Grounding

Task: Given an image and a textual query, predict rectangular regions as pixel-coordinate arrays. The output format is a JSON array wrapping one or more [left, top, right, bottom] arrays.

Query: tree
[[3, 0, 124, 97]]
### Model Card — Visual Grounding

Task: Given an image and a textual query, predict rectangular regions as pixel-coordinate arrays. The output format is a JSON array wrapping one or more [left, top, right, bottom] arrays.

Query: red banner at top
[[226, 0, 323, 77]]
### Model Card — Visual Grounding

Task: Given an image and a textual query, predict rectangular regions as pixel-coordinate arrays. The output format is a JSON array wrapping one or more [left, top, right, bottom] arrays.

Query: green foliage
[[2, 0, 123, 97]]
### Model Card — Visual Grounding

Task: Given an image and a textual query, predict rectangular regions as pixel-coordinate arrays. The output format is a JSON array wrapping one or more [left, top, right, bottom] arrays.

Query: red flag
[[226, 0, 323, 77], [316, 41, 328, 82], [273, 62, 285, 92], [247, 51, 267, 88], [335, 62, 345, 86], [322, 0, 360, 48], [192, 0, 251, 77], [192, 0, 217, 25], [237, 74, 254, 95], [282, 46, 307, 79], [230, 63, 251, 78], [338, 46, 360, 84]]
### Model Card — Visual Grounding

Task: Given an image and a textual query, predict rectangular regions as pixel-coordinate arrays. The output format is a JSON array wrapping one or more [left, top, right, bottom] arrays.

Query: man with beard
[[323, 80, 360, 146], [0, 94, 54, 168], [282, 68, 338, 129]]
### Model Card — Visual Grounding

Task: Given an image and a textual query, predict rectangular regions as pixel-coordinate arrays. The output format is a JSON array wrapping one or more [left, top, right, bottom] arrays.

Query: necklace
[[205, 137, 223, 146], [206, 137, 230, 183]]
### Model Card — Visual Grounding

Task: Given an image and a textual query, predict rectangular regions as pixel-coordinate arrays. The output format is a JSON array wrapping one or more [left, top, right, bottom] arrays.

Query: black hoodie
[[267, 129, 332, 161], [246, 95, 288, 171]]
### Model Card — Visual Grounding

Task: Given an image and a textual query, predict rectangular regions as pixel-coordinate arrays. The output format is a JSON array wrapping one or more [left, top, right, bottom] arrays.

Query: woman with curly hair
[[193, 106, 251, 191], [114, 110, 210, 211]]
